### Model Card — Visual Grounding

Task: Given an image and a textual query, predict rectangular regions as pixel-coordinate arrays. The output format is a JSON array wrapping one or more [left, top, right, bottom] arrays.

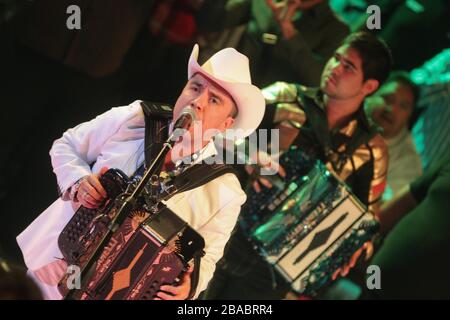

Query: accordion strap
[[168, 163, 236, 299], [141, 101, 173, 171], [296, 86, 376, 173], [171, 162, 237, 195]]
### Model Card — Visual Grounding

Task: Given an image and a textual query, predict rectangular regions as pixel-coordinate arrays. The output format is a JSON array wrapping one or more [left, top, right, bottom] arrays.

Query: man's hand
[[265, 0, 288, 20], [266, 0, 301, 40], [155, 266, 193, 300], [246, 151, 286, 193], [75, 167, 108, 209], [331, 241, 374, 281]]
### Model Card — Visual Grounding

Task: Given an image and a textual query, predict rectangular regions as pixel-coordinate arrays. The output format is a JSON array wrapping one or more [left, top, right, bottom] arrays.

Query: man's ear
[[223, 117, 235, 130], [363, 79, 380, 96]]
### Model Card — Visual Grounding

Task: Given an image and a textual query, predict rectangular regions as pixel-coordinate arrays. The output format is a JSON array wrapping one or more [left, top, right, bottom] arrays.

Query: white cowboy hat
[[187, 44, 265, 139]]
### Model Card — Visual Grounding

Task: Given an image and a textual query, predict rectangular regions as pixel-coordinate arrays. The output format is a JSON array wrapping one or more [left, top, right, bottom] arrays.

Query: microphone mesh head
[[180, 106, 197, 122]]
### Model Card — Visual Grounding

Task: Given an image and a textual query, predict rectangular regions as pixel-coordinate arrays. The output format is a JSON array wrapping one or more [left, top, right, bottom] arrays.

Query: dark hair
[[342, 32, 393, 86], [385, 70, 419, 106]]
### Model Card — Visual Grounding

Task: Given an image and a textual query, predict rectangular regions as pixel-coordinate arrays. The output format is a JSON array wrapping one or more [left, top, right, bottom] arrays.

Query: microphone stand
[[64, 130, 181, 300]]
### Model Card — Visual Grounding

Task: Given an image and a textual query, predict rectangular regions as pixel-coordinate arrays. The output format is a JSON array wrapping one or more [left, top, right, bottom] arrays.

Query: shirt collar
[[312, 89, 367, 138], [174, 139, 218, 168]]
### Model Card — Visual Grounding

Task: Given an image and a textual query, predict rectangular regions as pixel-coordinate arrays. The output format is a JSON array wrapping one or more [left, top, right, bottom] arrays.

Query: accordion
[[57, 169, 205, 300], [240, 147, 379, 296]]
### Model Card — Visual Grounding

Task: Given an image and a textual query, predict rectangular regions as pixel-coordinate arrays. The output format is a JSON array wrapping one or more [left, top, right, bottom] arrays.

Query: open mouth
[[326, 76, 336, 85]]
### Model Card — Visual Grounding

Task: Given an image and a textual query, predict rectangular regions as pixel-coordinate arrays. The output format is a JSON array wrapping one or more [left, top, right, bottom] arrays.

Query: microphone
[[173, 106, 197, 131]]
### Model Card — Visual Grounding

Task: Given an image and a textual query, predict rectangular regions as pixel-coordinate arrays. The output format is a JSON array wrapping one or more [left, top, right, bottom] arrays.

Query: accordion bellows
[[57, 169, 204, 300], [241, 148, 379, 296]]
